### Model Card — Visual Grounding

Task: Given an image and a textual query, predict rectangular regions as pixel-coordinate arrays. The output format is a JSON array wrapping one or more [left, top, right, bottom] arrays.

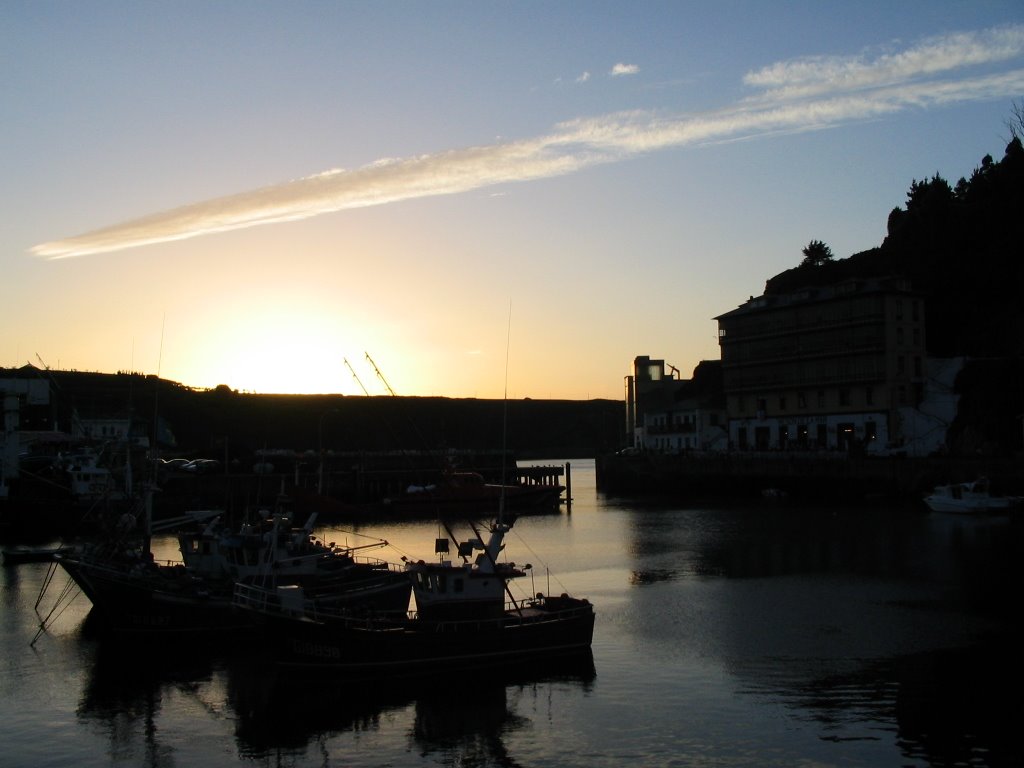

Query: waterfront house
[[713, 277, 951, 456], [625, 357, 727, 453]]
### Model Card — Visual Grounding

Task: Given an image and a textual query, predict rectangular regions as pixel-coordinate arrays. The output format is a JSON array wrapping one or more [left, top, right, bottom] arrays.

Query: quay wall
[[596, 452, 1024, 504]]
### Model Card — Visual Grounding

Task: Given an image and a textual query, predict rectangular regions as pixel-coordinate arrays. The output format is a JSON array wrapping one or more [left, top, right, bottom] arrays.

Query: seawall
[[596, 452, 1024, 504]]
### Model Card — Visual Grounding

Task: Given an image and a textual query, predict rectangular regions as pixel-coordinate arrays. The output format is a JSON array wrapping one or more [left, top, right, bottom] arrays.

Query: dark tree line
[[768, 129, 1024, 359]]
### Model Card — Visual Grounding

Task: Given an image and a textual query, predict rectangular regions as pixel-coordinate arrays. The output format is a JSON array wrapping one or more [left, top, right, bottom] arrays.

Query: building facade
[[714, 277, 930, 454], [625, 356, 727, 453]]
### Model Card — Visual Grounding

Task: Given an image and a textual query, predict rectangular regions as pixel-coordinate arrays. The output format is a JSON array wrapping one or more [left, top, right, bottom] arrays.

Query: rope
[[509, 527, 572, 596], [31, 572, 83, 646]]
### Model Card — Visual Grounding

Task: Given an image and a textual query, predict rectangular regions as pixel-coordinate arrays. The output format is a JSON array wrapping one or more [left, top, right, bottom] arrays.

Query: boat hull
[[251, 596, 595, 674], [56, 554, 255, 634]]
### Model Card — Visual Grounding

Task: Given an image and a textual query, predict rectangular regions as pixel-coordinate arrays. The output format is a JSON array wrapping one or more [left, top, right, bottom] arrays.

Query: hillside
[[12, 368, 623, 459]]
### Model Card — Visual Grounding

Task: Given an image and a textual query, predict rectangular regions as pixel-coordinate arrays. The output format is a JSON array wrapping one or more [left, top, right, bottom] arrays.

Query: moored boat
[[52, 502, 410, 634], [923, 477, 1022, 514], [234, 518, 594, 674]]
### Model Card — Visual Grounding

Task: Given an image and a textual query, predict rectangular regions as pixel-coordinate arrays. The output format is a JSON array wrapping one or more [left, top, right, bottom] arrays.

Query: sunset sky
[[5, 2, 1024, 399]]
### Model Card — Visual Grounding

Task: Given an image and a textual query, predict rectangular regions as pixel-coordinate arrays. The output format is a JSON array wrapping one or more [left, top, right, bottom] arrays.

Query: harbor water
[[2, 459, 1020, 767]]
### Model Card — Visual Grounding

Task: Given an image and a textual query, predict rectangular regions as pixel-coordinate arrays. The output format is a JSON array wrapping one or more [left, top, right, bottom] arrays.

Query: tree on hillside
[[1004, 98, 1024, 142], [800, 239, 834, 267]]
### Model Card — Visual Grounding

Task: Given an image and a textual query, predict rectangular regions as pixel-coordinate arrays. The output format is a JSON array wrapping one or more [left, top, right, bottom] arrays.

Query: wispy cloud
[[577, 71, 591, 83], [33, 25, 1024, 260], [744, 24, 1024, 101], [610, 62, 640, 77]]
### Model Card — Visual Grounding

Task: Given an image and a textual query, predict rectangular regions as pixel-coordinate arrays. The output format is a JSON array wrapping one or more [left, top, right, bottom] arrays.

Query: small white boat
[[923, 477, 1021, 514]]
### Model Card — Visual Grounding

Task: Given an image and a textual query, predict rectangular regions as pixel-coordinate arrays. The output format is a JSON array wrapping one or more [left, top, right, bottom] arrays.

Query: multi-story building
[[714, 277, 932, 454], [625, 356, 727, 453]]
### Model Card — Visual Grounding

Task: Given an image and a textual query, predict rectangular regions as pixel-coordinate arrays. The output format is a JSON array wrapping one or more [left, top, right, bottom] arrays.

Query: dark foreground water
[[2, 459, 1021, 767]]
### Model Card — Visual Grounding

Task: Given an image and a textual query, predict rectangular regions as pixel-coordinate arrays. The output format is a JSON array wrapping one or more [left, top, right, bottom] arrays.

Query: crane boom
[[365, 353, 398, 397], [343, 358, 371, 396]]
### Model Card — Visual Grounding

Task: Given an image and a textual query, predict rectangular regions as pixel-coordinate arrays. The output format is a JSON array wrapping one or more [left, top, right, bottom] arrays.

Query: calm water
[[2, 459, 1021, 767]]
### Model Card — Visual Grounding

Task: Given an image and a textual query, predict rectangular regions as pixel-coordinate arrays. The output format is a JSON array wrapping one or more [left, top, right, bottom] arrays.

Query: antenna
[[498, 300, 512, 521]]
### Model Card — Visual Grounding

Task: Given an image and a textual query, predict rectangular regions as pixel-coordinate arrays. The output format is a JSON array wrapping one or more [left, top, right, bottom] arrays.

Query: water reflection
[[616, 500, 1023, 766], [77, 624, 228, 766], [76, 624, 596, 766], [6, 461, 1022, 768]]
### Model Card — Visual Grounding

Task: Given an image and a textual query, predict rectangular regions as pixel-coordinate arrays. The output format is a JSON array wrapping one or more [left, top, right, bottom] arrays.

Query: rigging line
[[32, 576, 83, 646], [509, 527, 571, 595], [34, 558, 61, 610]]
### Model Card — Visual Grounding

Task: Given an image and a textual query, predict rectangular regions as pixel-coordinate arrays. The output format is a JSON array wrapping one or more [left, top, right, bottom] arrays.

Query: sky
[[4, 2, 1024, 400]]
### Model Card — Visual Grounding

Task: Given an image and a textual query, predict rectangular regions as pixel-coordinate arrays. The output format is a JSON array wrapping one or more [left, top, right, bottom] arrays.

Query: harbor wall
[[596, 452, 1024, 504]]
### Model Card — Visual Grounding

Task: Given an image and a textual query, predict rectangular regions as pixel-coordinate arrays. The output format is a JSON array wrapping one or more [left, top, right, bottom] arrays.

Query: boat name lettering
[[291, 639, 342, 660]]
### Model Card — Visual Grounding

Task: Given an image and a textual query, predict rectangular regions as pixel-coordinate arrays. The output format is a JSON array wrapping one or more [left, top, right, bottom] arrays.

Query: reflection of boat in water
[[235, 518, 594, 674], [231, 646, 595, 758], [77, 615, 593, 764], [922, 477, 1022, 514]]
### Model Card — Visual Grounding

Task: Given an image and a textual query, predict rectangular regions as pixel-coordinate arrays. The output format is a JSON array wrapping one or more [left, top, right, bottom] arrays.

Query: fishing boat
[[922, 477, 1022, 514], [52, 500, 410, 634], [179, 507, 410, 611], [233, 517, 595, 674]]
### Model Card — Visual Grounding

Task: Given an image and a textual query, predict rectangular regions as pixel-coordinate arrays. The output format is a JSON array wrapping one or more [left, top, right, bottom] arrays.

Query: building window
[[839, 389, 850, 406], [914, 357, 922, 377], [817, 424, 827, 448], [865, 421, 877, 441], [897, 327, 904, 345], [898, 385, 907, 404], [865, 386, 873, 406], [817, 390, 825, 408], [779, 396, 787, 411], [897, 356, 905, 375], [798, 392, 806, 409]]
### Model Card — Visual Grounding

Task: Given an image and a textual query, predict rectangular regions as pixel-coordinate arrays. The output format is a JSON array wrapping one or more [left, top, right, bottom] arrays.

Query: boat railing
[[234, 581, 590, 630]]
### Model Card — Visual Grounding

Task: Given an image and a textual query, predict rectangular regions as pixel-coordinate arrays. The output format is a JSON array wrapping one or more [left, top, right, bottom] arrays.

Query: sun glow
[[162, 299, 368, 395]]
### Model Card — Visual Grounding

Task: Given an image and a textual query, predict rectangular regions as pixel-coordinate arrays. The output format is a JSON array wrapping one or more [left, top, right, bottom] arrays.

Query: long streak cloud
[[33, 24, 1024, 260]]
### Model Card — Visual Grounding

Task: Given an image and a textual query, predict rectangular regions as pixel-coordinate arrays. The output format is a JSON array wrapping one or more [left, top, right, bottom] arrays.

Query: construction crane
[[365, 353, 398, 397], [343, 358, 371, 396]]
